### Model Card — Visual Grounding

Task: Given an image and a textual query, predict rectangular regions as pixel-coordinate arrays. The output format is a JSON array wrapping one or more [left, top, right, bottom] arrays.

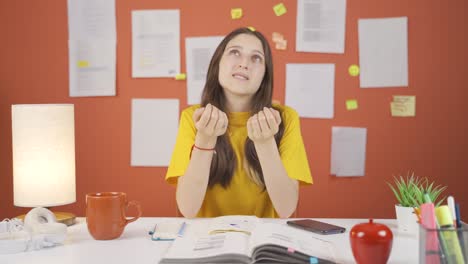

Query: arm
[[247, 107, 298, 218], [176, 104, 228, 218]]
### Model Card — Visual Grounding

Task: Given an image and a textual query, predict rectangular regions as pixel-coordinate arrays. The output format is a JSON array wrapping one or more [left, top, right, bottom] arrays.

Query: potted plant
[[387, 173, 447, 233]]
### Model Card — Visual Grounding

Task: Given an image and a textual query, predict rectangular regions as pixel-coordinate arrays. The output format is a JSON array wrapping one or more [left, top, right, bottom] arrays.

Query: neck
[[225, 94, 252, 112]]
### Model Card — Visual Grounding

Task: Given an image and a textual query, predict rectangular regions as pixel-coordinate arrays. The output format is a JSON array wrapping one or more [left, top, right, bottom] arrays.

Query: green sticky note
[[273, 3, 287, 16], [346, 100, 358, 110]]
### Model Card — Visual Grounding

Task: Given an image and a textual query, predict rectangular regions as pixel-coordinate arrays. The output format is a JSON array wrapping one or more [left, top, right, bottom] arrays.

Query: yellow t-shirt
[[165, 104, 312, 218]]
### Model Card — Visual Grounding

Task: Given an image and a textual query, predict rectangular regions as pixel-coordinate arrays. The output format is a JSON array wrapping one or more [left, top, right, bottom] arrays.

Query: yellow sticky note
[[247, 26, 255, 32], [231, 8, 243, 19], [346, 99, 358, 110], [273, 3, 287, 16], [77, 60, 89, 68], [348, 64, 360, 77], [175, 73, 186, 81], [275, 39, 287, 50], [391, 95, 415, 117]]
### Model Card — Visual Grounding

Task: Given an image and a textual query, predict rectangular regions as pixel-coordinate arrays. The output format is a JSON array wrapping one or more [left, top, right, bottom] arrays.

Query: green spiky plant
[[387, 173, 447, 208]]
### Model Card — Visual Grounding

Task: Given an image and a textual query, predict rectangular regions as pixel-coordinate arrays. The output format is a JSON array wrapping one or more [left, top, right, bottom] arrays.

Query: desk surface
[[0, 217, 418, 264]]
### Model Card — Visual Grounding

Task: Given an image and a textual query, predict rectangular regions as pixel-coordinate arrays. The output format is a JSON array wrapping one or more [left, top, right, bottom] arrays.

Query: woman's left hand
[[247, 107, 282, 143]]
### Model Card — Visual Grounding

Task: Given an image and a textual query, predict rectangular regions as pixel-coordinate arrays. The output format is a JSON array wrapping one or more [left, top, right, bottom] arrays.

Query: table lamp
[[11, 104, 76, 226]]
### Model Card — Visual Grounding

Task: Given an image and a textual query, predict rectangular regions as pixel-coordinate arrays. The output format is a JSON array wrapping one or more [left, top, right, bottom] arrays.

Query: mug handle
[[124, 200, 142, 225]]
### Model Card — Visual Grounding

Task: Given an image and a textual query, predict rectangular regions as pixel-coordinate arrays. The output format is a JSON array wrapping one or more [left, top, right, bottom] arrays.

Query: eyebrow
[[226, 45, 265, 57]]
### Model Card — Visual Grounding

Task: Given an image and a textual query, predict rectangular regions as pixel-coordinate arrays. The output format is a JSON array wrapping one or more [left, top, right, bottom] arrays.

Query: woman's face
[[218, 34, 266, 99]]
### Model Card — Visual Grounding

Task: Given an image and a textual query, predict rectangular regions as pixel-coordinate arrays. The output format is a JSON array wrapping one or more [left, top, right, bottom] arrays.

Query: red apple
[[350, 219, 393, 264]]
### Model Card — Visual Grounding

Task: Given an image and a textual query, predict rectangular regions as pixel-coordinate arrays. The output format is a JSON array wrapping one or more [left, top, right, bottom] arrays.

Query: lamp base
[[16, 212, 76, 226]]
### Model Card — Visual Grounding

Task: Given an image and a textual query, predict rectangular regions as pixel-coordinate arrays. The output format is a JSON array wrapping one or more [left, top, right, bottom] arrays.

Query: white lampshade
[[12, 104, 76, 207]]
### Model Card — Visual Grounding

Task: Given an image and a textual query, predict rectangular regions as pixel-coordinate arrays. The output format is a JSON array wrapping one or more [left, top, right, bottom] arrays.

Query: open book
[[159, 216, 338, 263]]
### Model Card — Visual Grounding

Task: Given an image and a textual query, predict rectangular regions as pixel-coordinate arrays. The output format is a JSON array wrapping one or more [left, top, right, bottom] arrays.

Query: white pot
[[395, 205, 419, 233]]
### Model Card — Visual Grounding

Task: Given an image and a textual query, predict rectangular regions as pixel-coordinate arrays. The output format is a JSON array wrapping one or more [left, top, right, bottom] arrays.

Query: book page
[[208, 215, 261, 235], [162, 232, 250, 260], [248, 223, 338, 262]]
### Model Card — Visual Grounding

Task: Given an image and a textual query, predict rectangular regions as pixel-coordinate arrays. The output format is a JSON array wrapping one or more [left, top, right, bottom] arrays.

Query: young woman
[[166, 27, 312, 218]]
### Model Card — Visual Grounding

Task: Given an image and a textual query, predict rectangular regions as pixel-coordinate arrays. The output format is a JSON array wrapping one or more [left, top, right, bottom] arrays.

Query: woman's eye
[[252, 55, 263, 63], [229, 49, 240, 56]]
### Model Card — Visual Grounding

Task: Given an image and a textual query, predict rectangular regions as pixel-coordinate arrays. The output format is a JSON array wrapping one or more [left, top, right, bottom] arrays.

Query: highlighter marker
[[435, 206, 465, 264], [420, 203, 441, 264]]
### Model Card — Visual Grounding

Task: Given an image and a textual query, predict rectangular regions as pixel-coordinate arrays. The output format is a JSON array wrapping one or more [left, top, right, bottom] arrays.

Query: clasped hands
[[193, 104, 281, 145]]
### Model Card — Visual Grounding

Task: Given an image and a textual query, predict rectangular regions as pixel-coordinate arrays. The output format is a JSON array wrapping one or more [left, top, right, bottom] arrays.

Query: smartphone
[[287, 219, 346, 235]]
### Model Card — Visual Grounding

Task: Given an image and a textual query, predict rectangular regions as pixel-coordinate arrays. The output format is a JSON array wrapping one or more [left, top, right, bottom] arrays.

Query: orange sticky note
[[272, 32, 284, 43], [273, 3, 287, 16], [346, 100, 358, 110], [275, 39, 287, 50], [77, 60, 89, 68], [175, 73, 186, 81], [231, 8, 243, 19]]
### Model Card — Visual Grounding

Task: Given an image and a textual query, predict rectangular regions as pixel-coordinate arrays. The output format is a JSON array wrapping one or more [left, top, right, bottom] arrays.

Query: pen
[[455, 203, 462, 228], [435, 206, 465, 264], [177, 222, 187, 237], [447, 196, 456, 227], [455, 203, 467, 261]]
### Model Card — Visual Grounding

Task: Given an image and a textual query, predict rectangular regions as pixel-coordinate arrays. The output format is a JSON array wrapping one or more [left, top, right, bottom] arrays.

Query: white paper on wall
[[132, 10, 180, 78], [186, 36, 224, 105], [358, 17, 408, 88], [296, 0, 346, 53], [131, 99, 179, 167], [285, 63, 335, 119], [330, 127, 367, 177]]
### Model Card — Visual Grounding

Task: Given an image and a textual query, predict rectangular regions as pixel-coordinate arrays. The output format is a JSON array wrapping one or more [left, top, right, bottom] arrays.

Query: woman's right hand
[[193, 104, 228, 147]]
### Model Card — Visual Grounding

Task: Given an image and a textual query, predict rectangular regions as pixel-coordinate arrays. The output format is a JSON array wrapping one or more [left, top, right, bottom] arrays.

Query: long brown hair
[[200, 27, 284, 190]]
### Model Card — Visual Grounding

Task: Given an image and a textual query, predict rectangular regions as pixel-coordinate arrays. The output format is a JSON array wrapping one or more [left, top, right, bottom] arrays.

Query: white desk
[[0, 217, 418, 264]]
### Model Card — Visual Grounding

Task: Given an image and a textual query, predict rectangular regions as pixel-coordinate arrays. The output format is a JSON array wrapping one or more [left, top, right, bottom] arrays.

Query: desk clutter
[[157, 216, 339, 264], [0, 208, 67, 255]]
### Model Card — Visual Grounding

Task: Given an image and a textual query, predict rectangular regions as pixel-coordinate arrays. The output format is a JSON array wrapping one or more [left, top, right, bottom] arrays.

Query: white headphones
[[0, 207, 67, 254]]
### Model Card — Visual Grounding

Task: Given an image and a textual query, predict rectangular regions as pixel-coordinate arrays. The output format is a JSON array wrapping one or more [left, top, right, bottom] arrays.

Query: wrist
[[195, 133, 217, 149], [254, 137, 277, 151]]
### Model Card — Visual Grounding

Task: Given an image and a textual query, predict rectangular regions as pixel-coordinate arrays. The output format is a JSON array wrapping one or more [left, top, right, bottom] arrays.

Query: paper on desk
[[68, 39, 116, 97], [131, 99, 179, 167], [358, 17, 408, 88], [296, 0, 346, 53], [285, 63, 335, 118], [330, 127, 367, 177], [132, 10, 180, 78], [186, 36, 224, 105]]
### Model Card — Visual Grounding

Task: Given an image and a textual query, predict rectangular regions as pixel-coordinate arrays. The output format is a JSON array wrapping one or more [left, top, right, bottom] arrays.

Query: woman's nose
[[237, 64, 248, 70]]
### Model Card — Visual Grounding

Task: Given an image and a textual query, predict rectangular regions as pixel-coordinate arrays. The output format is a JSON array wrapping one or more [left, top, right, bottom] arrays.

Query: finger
[[219, 112, 228, 131], [207, 106, 220, 131], [258, 111, 270, 133], [193, 107, 205, 123], [214, 112, 225, 131], [270, 108, 282, 125], [198, 104, 213, 128], [263, 107, 277, 128], [223, 112, 228, 130], [247, 118, 254, 139], [251, 114, 262, 138]]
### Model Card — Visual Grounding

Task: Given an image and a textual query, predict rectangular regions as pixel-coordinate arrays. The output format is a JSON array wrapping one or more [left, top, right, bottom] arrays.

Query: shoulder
[[272, 104, 299, 122], [181, 104, 202, 118]]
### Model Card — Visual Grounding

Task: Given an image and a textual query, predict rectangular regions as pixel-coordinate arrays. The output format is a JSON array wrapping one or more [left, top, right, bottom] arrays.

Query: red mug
[[86, 192, 142, 240]]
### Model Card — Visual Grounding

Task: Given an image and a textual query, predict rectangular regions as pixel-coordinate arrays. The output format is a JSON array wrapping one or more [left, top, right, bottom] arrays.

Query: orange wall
[[1, 0, 467, 219]]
